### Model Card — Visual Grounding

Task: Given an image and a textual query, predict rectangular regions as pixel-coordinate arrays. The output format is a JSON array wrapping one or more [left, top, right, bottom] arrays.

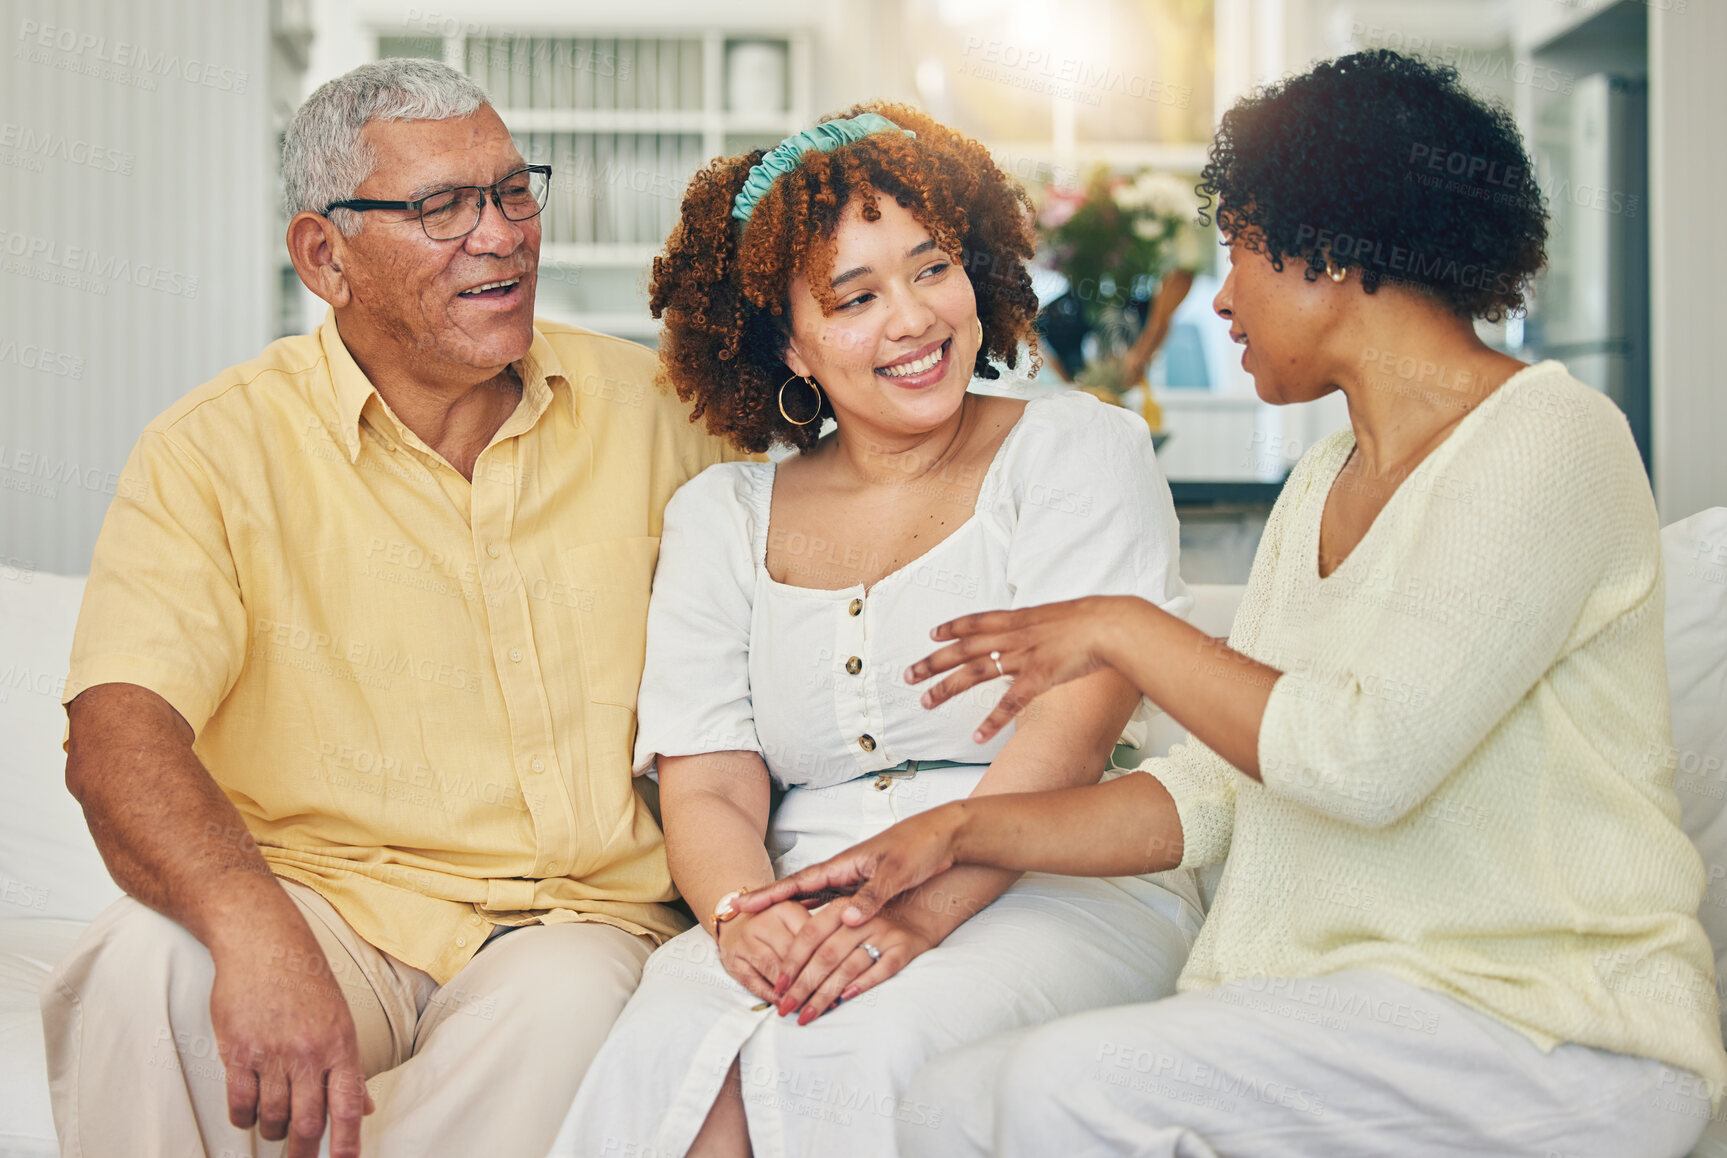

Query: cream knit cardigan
[[1149, 360, 1726, 1088]]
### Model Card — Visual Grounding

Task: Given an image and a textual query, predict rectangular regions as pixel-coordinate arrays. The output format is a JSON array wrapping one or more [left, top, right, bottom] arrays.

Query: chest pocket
[[561, 536, 661, 709]]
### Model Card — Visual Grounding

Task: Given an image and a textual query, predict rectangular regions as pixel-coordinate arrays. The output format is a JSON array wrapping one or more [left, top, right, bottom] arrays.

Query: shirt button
[[845, 656, 862, 675], [848, 598, 863, 617], [531, 756, 546, 772], [509, 647, 523, 662], [545, 862, 560, 874], [858, 734, 876, 752], [486, 543, 501, 558], [456, 936, 468, 948], [469, 915, 483, 925]]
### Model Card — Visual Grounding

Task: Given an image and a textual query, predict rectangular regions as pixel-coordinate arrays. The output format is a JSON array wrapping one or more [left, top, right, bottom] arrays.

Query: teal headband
[[730, 112, 916, 224]]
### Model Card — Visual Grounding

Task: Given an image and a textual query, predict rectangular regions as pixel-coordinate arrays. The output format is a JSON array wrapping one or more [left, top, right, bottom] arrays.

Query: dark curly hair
[[649, 101, 1041, 453], [1198, 49, 1548, 321]]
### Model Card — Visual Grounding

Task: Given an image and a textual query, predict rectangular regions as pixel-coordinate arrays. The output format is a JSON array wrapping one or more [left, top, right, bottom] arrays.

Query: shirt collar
[[317, 308, 567, 463]]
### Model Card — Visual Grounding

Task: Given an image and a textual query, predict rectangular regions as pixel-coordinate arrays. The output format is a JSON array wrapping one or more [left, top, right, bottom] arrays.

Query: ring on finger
[[861, 941, 882, 963], [989, 650, 1004, 677]]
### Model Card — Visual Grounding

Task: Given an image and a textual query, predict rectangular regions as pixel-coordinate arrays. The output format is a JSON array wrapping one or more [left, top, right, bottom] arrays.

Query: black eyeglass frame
[[322, 164, 553, 240]]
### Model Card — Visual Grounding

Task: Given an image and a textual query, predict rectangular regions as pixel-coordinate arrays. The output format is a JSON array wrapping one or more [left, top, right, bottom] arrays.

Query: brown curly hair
[[649, 101, 1042, 453]]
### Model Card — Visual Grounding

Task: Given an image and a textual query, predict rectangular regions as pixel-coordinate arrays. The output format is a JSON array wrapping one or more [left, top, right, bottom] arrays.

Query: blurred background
[[1, 0, 1719, 582]]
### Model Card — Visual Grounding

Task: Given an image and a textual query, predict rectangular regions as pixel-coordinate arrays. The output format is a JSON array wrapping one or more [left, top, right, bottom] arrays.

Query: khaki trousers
[[41, 878, 653, 1158]]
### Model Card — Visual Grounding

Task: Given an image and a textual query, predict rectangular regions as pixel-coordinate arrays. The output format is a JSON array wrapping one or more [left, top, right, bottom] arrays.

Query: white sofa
[[2, 515, 1724, 1154]]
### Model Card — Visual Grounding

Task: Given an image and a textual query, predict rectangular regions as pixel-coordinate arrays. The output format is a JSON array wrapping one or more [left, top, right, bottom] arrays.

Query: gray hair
[[283, 58, 490, 235]]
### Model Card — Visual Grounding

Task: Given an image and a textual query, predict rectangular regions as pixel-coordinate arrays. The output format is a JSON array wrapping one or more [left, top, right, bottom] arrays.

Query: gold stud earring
[[1326, 258, 1348, 284], [778, 373, 823, 426]]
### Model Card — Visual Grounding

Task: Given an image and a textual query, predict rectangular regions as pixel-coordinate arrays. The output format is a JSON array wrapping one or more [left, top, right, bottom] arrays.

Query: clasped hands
[[727, 597, 1118, 1018], [715, 896, 934, 1025]]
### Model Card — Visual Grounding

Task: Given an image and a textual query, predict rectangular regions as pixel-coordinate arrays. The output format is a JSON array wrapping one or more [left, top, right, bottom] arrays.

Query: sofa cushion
[[0, 571, 120, 924], [0, 918, 86, 1154], [1662, 508, 1727, 1043]]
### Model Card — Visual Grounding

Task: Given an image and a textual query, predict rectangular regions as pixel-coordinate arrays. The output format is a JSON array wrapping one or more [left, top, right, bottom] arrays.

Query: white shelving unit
[[373, 25, 814, 341]]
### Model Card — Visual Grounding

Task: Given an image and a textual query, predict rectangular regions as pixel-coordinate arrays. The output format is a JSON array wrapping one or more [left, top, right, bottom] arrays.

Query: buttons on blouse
[[486, 543, 502, 559], [873, 775, 892, 791], [858, 734, 876, 752], [845, 656, 862, 676], [848, 598, 863, 617]]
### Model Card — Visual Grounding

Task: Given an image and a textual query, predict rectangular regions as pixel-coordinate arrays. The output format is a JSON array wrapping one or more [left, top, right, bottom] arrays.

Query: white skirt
[[548, 764, 1203, 1158]]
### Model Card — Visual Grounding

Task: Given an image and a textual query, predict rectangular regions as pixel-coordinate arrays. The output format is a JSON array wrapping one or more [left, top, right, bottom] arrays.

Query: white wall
[[0, 0, 274, 575], [1646, 0, 1726, 522]]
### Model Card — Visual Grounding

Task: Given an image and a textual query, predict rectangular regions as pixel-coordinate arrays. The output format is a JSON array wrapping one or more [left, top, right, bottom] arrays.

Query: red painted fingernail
[[841, 985, 860, 1001], [778, 997, 794, 1016], [775, 974, 790, 996], [798, 1007, 818, 1026]]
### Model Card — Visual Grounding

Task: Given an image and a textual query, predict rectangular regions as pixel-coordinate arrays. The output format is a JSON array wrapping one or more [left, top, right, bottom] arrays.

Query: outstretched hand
[[734, 804, 964, 928], [903, 596, 1124, 743]]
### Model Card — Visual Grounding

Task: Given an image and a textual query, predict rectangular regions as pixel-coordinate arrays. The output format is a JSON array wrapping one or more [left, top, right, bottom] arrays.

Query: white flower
[[1119, 171, 1201, 223]]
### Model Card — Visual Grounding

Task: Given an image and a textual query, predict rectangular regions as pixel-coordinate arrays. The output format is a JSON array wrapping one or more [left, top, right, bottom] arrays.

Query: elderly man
[[42, 59, 740, 1158]]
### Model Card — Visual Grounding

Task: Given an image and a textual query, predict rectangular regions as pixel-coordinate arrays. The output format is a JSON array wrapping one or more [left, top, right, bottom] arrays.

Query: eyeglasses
[[323, 165, 552, 241]]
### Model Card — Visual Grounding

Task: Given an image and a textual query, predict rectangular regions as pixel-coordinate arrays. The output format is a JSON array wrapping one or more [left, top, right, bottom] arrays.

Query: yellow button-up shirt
[[65, 311, 743, 982]]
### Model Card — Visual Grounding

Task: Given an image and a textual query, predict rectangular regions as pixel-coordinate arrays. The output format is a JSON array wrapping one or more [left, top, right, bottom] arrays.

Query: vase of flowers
[[1035, 168, 1206, 433]]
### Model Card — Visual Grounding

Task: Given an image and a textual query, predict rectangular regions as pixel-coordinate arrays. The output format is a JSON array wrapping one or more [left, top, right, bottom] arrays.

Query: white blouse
[[632, 390, 1192, 789]]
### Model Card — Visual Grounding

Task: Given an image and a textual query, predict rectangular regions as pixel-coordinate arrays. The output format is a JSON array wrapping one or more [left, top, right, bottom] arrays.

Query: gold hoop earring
[[974, 317, 984, 347], [1326, 259, 1348, 284], [778, 374, 823, 426]]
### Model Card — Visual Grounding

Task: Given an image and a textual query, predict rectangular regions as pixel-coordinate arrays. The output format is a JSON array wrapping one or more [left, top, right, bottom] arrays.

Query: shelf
[[499, 109, 704, 133], [541, 244, 661, 266], [498, 108, 804, 136], [546, 310, 662, 340], [1168, 479, 1288, 508]]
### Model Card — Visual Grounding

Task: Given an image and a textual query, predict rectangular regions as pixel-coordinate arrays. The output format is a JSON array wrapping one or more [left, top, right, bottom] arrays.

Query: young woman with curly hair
[[547, 103, 1204, 1158], [742, 55, 1722, 1158]]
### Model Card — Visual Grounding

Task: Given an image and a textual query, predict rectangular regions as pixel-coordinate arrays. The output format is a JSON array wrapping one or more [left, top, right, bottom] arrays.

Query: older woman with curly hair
[[547, 103, 1203, 1158], [743, 54, 1725, 1158]]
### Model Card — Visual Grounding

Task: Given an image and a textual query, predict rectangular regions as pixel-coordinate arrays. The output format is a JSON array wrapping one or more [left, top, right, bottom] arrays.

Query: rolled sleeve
[[64, 431, 245, 736], [1140, 741, 1239, 868]]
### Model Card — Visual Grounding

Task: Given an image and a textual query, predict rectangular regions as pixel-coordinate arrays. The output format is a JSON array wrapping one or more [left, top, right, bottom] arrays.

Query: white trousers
[[551, 766, 1204, 1158], [41, 878, 652, 1158], [899, 968, 1713, 1158]]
